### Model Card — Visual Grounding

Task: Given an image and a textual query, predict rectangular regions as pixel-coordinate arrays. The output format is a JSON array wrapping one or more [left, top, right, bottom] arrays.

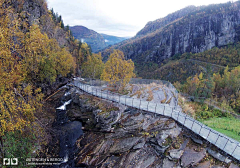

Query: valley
[[1, 0, 240, 167]]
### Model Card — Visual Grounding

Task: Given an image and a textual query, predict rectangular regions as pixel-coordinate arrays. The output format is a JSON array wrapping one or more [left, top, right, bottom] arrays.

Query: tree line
[[78, 43, 135, 91], [175, 65, 240, 113]]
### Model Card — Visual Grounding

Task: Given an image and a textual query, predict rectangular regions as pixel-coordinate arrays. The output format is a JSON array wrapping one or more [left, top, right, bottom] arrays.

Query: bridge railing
[[79, 78, 179, 104], [72, 79, 240, 162]]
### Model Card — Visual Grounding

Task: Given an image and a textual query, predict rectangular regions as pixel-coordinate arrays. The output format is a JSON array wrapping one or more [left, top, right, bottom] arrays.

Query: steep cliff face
[[136, 5, 198, 37], [21, 0, 48, 25], [104, 2, 240, 66], [142, 10, 240, 63], [70, 26, 107, 52], [9, 0, 76, 50]]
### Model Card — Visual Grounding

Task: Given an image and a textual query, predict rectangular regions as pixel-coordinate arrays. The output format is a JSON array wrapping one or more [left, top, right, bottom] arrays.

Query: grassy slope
[[201, 117, 240, 142], [179, 97, 240, 142]]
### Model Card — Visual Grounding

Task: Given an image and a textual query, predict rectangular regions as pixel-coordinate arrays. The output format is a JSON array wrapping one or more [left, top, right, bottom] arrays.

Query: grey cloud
[[47, 0, 140, 36]]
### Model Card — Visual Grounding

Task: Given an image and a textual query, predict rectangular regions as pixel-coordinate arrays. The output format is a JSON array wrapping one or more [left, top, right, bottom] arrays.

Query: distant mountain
[[70, 26, 129, 52], [101, 34, 129, 46], [70, 26, 107, 52]]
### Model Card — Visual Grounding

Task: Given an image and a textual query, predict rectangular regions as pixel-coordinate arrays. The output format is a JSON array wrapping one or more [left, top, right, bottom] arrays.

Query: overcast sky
[[47, 0, 237, 37]]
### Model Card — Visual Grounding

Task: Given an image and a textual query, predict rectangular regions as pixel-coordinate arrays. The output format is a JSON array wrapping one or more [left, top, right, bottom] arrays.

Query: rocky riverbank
[[44, 84, 240, 168]]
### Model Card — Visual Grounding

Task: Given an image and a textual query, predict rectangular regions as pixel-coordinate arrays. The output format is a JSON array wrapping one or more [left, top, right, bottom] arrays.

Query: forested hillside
[[137, 43, 240, 81], [0, 0, 91, 165]]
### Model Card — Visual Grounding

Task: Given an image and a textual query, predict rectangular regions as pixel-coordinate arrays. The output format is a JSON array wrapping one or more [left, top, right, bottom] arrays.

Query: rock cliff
[[136, 5, 198, 37], [103, 2, 240, 66]]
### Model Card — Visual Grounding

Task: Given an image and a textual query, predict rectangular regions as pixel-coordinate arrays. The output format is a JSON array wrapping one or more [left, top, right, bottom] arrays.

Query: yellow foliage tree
[[199, 72, 203, 80], [23, 24, 76, 83], [76, 42, 91, 75], [82, 52, 104, 79], [101, 50, 135, 90], [0, 2, 43, 136], [183, 74, 200, 95]]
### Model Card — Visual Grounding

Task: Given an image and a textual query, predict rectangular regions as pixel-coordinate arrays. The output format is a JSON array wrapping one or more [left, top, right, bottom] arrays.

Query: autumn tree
[[23, 24, 75, 84], [213, 66, 240, 111], [0, 3, 44, 163], [182, 74, 200, 96], [75, 42, 91, 75], [82, 52, 104, 79], [101, 50, 135, 90], [0, 0, 38, 135]]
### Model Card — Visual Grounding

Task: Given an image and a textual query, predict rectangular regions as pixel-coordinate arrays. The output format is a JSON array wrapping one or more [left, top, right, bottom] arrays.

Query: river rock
[[162, 158, 176, 168], [195, 161, 211, 168], [133, 138, 146, 150], [181, 147, 206, 167], [229, 163, 240, 168], [207, 148, 232, 164], [211, 166, 225, 168], [169, 149, 184, 160], [109, 137, 141, 153]]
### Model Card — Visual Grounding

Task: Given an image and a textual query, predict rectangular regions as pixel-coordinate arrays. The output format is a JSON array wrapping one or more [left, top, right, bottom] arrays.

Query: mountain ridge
[[102, 1, 240, 78], [70, 25, 129, 52], [70, 25, 107, 52]]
